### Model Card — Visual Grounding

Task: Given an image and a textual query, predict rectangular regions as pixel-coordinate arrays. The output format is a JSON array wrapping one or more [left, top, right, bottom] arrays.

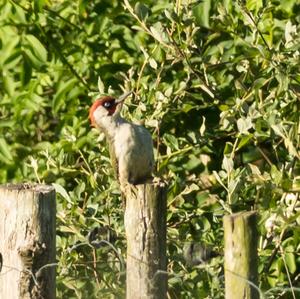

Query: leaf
[[284, 246, 296, 274], [164, 9, 179, 22], [224, 142, 233, 155], [150, 25, 164, 43], [0, 120, 14, 128], [246, 0, 263, 12], [182, 103, 194, 113], [184, 155, 201, 171], [21, 52, 32, 85], [131, 25, 145, 32], [0, 35, 20, 66], [271, 124, 285, 138], [248, 163, 262, 176], [181, 183, 200, 195], [192, 0, 211, 28], [199, 83, 214, 98], [11, 3, 27, 23], [97, 76, 105, 94], [149, 57, 157, 69], [213, 171, 228, 191], [285, 20, 297, 46], [134, 2, 149, 20], [275, 73, 289, 94], [0, 138, 13, 163], [164, 86, 173, 97], [34, 0, 47, 12], [22, 47, 44, 69], [253, 77, 268, 90], [237, 134, 253, 150], [24, 34, 47, 63], [199, 116, 206, 136], [237, 117, 253, 134], [52, 78, 78, 113], [270, 165, 282, 185], [222, 156, 233, 174], [292, 177, 300, 192], [2, 71, 15, 96], [52, 183, 72, 204], [163, 133, 179, 150]]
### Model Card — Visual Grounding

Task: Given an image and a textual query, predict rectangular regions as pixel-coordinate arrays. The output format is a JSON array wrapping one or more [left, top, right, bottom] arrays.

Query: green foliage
[[0, 0, 300, 297]]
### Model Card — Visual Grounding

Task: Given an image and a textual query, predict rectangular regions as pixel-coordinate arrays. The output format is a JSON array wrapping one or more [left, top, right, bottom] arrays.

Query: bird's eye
[[103, 101, 112, 109]]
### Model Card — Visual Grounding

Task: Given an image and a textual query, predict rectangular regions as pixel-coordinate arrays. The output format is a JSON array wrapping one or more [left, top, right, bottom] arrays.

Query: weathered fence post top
[[0, 183, 56, 299], [124, 181, 167, 299], [0, 183, 54, 192], [223, 211, 259, 299]]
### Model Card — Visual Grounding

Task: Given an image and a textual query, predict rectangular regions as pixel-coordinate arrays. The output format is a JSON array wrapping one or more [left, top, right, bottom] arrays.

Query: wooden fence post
[[124, 182, 167, 299], [223, 211, 259, 299], [0, 184, 56, 299]]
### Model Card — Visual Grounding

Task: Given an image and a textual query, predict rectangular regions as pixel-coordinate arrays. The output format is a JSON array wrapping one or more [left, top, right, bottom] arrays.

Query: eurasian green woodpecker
[[89, 92, 154, 187]]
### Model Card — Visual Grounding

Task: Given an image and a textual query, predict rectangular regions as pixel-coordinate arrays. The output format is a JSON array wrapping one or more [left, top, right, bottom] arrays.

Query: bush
[[0, 0, 299, 297]]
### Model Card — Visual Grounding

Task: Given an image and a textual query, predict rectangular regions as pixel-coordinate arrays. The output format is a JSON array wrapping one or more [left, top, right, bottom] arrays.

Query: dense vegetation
[[0, 0, 299, 298]]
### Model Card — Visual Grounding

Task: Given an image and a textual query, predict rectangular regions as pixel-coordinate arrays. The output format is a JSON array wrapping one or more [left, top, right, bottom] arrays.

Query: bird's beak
[[115, 91, 132, 103]]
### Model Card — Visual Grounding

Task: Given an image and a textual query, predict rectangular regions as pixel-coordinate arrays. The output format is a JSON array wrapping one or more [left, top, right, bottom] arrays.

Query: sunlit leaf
[[284, 246, 296, 274], [52, 183, 72, 204], [149, 57, 157, 69], [222, 156, 233, 174], [237, 117, 253, 134], [193, 0, 211, 28], [150, 25, 164, 43], [0, 138, 13, 163], [24, 34, 47, 63]]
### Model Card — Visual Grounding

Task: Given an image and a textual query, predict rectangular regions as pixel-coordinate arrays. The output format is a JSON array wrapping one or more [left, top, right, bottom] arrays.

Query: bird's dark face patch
[[102, 98, 116, 114], [98, 96, 117, 116]]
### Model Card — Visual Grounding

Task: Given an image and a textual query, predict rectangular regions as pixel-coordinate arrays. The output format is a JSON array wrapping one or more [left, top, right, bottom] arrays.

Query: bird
[[89, 91, 154, 188]]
